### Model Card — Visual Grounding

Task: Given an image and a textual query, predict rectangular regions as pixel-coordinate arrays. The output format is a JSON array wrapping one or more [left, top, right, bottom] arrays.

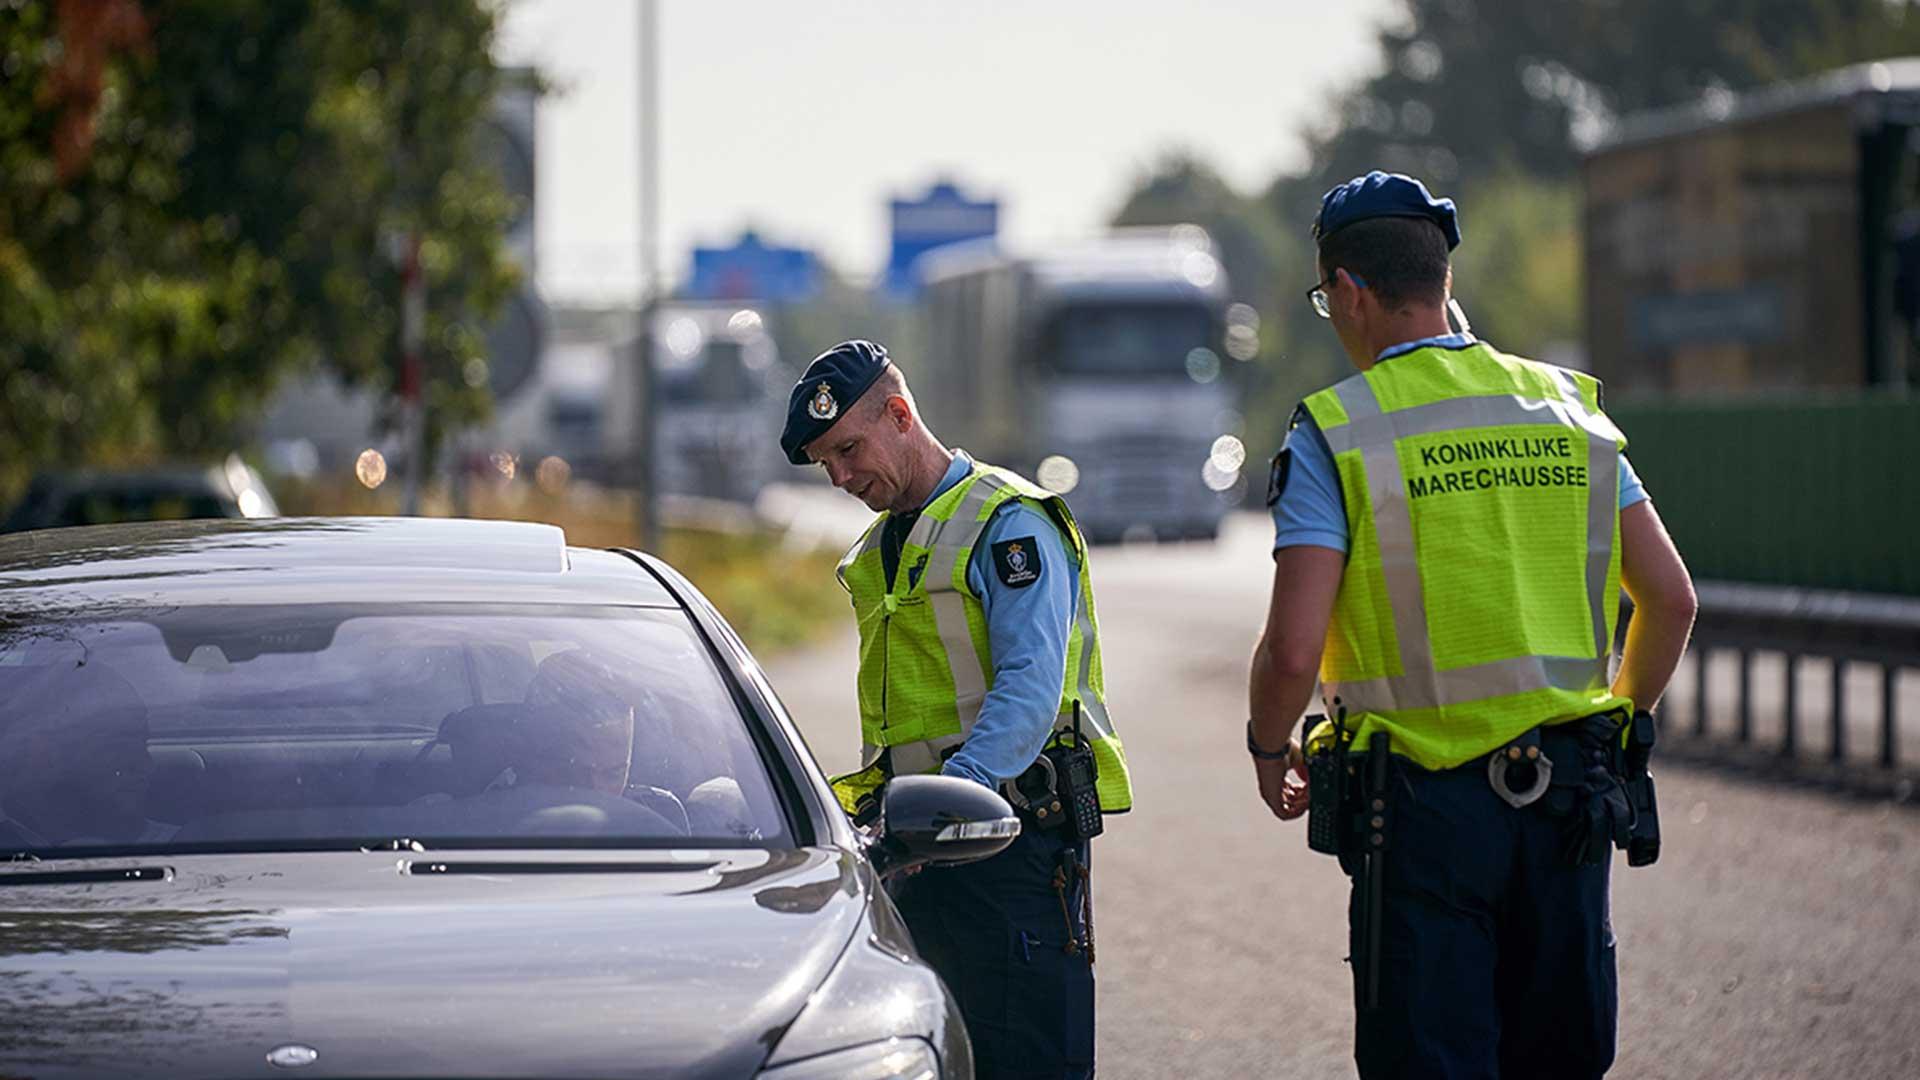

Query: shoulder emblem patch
[[991, 536, 1042, 589], [1266, 448, 1293, 508]]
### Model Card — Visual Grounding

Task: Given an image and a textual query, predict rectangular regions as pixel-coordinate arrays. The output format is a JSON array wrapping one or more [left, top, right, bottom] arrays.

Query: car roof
[[0, 517, 680, 612]]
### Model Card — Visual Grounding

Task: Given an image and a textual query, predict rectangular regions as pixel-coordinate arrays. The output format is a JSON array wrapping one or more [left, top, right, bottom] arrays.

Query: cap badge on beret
[[807, 382, 839, 421]]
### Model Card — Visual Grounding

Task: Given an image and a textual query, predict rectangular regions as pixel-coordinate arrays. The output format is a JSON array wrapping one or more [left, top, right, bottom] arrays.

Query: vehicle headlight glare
[[354, 449, 388, 490], [756, 1037, 939, 1080], [1201, 459, 1239, 493], [1185, 347, 1221, 384], [1208, 434, 1246, 473], [1036, 455, 1080, 495]]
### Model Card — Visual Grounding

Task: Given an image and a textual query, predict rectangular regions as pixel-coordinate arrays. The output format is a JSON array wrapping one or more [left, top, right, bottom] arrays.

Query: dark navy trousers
[[892, 823, 1095, 1080], [1351, 757, 1617, 1080]]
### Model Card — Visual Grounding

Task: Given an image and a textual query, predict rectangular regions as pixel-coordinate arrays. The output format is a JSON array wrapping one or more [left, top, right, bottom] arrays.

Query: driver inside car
[[520, 647, 756, 839], [0, 662, 177, 849], [433, 647, 687, 837], [520, 648, 640, 796]]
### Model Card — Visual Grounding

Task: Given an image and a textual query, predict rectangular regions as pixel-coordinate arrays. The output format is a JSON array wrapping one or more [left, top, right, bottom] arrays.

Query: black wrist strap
[[1246, 719, 1291, 760]]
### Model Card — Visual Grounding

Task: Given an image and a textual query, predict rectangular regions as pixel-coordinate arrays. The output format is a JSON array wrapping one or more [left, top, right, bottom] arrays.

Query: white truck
[[912, 226, 1247, 542], [648, 303, 784, 504]]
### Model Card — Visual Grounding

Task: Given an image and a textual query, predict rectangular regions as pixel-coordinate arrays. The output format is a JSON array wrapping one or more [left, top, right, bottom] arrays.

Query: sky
[[497, 0, 1398, 304]]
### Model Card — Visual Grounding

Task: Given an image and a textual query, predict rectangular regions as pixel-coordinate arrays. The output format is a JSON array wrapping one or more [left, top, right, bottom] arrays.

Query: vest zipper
[[881, 592, 898, 729]]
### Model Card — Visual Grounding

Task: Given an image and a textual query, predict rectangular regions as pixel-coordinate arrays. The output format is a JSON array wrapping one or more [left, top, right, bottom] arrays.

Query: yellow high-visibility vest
[[1300, 341, 1635, 769], [828, 462, 1133, 815]]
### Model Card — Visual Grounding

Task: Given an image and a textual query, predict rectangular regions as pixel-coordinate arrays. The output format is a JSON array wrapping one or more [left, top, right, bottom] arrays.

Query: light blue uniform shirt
[[1272, 334, 1648, 554], [904, 452, 1079, 790]]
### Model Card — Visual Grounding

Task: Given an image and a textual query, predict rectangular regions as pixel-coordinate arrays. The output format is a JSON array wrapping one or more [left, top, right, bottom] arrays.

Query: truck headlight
[[756, 1037, 939, 1080]]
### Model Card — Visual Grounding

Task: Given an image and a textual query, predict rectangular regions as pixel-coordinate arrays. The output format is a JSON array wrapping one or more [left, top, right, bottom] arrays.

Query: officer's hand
[[1255, 740, 1311, 821]]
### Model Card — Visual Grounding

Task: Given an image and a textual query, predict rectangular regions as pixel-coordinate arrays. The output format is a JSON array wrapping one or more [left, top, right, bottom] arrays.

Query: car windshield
[[0, 604, 792, 855], [1042, 301, 1216, 376]]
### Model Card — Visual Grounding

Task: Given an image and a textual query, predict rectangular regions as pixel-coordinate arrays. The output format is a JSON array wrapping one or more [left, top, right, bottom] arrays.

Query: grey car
[[0, 517, 1017, 1079]]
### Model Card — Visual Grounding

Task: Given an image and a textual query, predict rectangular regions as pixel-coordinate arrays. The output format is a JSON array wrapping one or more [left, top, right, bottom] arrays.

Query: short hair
[[861, 363, 914, 419], [1316, 216, 1450, 311]]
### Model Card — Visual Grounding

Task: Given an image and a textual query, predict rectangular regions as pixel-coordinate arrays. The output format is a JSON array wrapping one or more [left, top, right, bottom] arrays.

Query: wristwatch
[[1246, 719, 1292, 761]]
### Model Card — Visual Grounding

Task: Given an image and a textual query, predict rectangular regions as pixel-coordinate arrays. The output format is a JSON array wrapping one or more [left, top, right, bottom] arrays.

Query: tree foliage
[[1445, 171, 1582, 358], [0, 0, 517, 498], [1273, 0, 1920, 221], [1106, 0, 1920, 463]]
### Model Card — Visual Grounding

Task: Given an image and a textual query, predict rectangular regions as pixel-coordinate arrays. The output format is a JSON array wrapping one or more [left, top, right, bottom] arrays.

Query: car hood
[[0, 847, 868, 1079]]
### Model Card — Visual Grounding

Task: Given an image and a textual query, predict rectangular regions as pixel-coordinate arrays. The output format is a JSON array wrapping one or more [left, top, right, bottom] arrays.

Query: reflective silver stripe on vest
[[1320, 368, 1617, 712], [836, 517, 885, 589], [1325, 654, 1608, 709], [916, 471, 1016, 740], [1069, 575, 1111, 734], [1329, 375, 1438, 710], [1548, 367, 1622, 660], [1319, 387, 1613, 455], [887, 733, 968, 775]]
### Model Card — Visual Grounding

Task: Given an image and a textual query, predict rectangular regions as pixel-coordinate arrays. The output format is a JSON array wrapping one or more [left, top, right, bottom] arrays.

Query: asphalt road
[[764, 508, 1920, 1078]]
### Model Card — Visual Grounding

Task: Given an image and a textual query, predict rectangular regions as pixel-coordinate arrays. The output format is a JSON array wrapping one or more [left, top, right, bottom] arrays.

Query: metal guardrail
[[1658, 582, 1920, 799]]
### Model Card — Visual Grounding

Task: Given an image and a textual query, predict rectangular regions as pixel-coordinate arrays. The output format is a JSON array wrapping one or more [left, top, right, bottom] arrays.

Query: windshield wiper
[[0, 865, 172, 886], [4, 847, 161, 864], [404, 859, 718, 876], [358, 837, 429, 853]]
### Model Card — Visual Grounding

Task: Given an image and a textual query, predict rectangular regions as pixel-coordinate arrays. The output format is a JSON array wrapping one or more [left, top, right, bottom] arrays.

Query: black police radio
[[1305, 701, 1353, 856], [1010, 700, 1104, 843]]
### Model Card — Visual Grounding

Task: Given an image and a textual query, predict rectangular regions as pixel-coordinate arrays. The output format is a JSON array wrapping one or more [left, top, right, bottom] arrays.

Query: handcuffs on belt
[[1486, 731, 1553, 809]]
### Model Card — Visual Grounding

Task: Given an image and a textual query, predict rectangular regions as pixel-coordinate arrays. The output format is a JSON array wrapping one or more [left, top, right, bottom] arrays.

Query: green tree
[[1114, 153, 1288, 316], [0, 0, 518, 499], [1272, 0, 1920, 225], [1253, 0, 1920, 383], [1446, 171, 1582, 358]]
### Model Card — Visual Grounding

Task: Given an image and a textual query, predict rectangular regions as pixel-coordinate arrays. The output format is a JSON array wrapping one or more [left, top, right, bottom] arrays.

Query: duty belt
[[1481, 711, 1654, 868], [1484, 720, 1619, 809]]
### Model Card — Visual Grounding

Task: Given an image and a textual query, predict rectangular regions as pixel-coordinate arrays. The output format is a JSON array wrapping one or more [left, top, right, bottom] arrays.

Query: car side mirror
[[870, 774, 1021, 878]]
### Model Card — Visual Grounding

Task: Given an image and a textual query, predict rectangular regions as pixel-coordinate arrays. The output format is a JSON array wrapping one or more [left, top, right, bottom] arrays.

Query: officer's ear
[[879, 394, 914, 433]]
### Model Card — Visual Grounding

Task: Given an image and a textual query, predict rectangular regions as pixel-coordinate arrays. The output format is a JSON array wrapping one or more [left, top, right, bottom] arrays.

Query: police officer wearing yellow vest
[[1246, 172, 1698, 1079], [780, 340, 1131, 1080]]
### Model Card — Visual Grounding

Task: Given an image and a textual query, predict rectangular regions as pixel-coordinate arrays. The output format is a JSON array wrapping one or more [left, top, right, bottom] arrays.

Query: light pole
[[636, 0, 661, 552]]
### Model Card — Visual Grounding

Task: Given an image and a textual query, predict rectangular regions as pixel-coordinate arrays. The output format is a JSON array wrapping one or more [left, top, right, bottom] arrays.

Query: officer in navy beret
[[1245, 172, 1697, 1078], [783, 339, 1134, 1080], [779, 339, 893, 468]]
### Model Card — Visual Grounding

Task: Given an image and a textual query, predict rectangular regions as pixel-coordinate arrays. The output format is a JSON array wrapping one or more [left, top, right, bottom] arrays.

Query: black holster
[[1532, 710, 1660, 868], [1623, 709, 1661, 866]]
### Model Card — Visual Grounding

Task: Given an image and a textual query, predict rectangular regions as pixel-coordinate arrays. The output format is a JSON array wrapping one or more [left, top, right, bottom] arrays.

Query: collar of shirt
[[919, 449, 974, 511], [1377, 331, 1476, 363], [882, 450, 973, 588]]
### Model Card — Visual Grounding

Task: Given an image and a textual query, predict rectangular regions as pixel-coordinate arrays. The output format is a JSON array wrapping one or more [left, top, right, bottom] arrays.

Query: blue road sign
[[885, 181, 998, 299], [687, 231, 820, 303]]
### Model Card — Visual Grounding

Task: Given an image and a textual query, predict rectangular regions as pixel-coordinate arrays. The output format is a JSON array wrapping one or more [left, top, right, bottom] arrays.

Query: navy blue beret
[[781, 339, 892, 465], [1313, 170, 1461, 251]]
